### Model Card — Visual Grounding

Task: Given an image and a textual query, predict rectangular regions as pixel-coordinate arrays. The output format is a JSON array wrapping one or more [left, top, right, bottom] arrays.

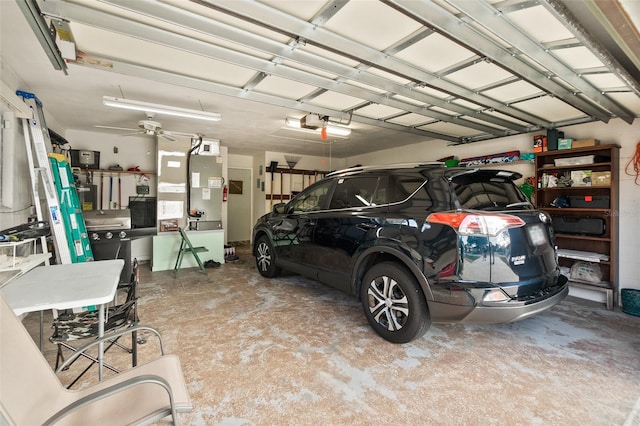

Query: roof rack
[[327, 162, 444, 177]]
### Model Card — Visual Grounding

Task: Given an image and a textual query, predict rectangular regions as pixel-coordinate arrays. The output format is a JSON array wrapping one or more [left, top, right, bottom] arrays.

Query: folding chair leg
[[55, 344, 65, 371], [173, 240, 186, 275], [191, 250, 206, 273], [54, 339, 124, 389]]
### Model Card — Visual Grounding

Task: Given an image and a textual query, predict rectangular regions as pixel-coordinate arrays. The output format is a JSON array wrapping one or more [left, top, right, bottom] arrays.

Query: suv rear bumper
[[458, 282, 569, 324]]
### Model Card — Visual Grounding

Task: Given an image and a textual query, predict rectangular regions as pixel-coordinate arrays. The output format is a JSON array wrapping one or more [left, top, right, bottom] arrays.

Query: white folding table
[[1, 259, 124, 380]]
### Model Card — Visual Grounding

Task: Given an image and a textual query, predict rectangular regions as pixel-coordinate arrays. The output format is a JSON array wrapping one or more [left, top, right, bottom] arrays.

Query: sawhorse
[[174, 228, 208, 275]]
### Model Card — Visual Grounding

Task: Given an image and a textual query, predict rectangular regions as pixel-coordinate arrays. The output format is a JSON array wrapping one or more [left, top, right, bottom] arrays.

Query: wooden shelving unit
[[73, 168, 155, 176], [534, 144, 620, 308], [264, 168, 326, 201]]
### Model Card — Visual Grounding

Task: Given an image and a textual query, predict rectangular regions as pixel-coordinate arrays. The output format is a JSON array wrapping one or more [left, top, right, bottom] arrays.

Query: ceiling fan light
[[103, 96, 221, 122]]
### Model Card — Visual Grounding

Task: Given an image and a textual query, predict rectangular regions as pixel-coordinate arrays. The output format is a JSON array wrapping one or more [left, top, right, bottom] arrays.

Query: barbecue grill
[[83, 210, 132, 283]]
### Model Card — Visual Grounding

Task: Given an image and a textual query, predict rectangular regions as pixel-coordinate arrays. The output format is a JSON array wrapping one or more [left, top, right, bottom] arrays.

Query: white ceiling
[[1, 0, 640, 158]]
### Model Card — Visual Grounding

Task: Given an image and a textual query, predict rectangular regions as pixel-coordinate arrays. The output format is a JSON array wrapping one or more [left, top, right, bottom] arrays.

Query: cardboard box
[[591, 171, 611, 186], [570, 170, 592, 186], [533, 135, 546, 153], [554, 155, 595, 166], [572, 138, 600, 148], [558, 138, 573, 150]]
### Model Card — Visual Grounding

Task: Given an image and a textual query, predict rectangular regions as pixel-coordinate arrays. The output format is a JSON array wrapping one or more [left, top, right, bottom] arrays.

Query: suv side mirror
[[273, 203, 287, 214]]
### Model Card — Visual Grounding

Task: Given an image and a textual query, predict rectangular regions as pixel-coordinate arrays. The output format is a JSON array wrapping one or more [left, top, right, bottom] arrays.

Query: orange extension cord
[[625, 141, 640, 185]]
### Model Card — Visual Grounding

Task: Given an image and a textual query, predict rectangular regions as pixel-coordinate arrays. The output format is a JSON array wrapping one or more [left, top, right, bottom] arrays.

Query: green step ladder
[[49, 154, 93, 263], [173, 228, 208, 274]]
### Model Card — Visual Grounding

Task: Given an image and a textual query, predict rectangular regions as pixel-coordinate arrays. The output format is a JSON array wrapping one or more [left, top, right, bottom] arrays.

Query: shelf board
[[553, 233, 611, 242], [540, 207, 610, 213], [534, 143, 621, 157], [557, 249, 609, 262], [75, 168, 155, 175], [463, 160, 533, 168], [568, 279, 611, 289], [560, 257, 611, 266], [537, 185, 611, 191], [537, 161, 612, 172], [265, 194, 292, 201], [269, 168, 327, 176]]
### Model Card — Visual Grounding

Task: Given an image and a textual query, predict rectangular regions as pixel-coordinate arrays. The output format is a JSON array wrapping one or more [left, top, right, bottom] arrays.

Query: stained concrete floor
[[22, 244, 640, 425]]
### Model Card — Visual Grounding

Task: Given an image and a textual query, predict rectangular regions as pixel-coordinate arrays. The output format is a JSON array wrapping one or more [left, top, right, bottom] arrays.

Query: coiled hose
[[625, 141, 640, 185]]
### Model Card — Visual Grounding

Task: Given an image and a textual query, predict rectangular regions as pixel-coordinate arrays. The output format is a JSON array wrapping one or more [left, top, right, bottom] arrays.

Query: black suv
[[253, 164, 568, 343]]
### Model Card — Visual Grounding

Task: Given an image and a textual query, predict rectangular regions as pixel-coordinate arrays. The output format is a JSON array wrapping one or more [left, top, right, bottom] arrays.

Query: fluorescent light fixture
[[324, 124, 351, 136], [284, 117, 351, 136], [284, 117, 302, 128], [103, 96, 221, 122]]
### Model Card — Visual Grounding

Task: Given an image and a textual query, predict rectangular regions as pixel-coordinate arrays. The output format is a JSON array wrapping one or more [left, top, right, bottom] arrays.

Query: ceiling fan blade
[[163, 130, 197, 138], [159, 133, 176, 142], [94, 125, 138, 132]]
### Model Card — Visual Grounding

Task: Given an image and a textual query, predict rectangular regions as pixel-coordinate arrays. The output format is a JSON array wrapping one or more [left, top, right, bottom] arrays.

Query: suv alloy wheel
[[361, 262, 431, 343]]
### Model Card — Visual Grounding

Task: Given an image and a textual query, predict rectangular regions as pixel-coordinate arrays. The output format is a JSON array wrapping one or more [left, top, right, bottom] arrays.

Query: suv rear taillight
[[427, 211, 525, 236]]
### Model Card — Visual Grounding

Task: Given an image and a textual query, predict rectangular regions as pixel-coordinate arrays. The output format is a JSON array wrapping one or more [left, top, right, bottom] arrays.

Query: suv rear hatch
[[445, 169, 564, 297]]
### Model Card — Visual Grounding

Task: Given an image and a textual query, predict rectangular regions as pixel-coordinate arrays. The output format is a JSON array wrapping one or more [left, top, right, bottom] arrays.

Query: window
[[290, 181, 333, 213], [451, 175, 529, 210], [330, 177, 381, 209]]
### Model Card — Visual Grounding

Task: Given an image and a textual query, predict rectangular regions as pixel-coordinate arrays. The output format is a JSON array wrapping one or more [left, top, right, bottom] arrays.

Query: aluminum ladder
[[17, 91, 92, 264]]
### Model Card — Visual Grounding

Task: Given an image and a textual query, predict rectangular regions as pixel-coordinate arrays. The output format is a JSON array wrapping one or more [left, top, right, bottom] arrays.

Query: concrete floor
[[23, 244, 640, 425]]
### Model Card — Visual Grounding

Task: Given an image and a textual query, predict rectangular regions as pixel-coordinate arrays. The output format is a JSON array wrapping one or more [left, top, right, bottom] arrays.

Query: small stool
[[174, 227, 208, 274], [569, 281, 614, 310]]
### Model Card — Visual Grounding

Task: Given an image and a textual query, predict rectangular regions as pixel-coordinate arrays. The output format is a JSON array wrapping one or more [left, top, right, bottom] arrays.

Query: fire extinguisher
[[223, 185, 228, 202]]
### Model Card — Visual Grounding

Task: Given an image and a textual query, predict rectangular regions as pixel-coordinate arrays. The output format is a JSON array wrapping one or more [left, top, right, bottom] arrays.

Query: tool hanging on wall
[[99, 173, 103, 210], [285, 155, 301, 199], [118, 173, 122, 210], [268, 161, 278, 208], [109, 175, 113, 210], [280, 168, 284, 202]]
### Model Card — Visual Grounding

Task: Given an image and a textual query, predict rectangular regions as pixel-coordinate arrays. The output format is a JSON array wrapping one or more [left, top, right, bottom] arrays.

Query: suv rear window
[[451, 173, 529, 210]]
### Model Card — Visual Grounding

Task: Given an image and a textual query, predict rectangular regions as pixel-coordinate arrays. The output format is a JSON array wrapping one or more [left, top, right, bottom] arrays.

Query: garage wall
[[346, 118, 640, 300], [64, 129, 157, 207], [259, 151, 346, 219]]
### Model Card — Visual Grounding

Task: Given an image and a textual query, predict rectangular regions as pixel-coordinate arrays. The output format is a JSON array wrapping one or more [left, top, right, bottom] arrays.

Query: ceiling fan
[[95, 113, 196, 141]]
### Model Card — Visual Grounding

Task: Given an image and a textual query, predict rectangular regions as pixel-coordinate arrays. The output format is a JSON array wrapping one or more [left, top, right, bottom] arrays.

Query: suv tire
[[361, 262, 431, 343], [255, 235, 281, 278]]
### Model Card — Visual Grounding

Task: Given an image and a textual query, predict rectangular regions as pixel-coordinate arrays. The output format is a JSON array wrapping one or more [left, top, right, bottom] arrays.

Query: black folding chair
[[49, 259, 140, 388]]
